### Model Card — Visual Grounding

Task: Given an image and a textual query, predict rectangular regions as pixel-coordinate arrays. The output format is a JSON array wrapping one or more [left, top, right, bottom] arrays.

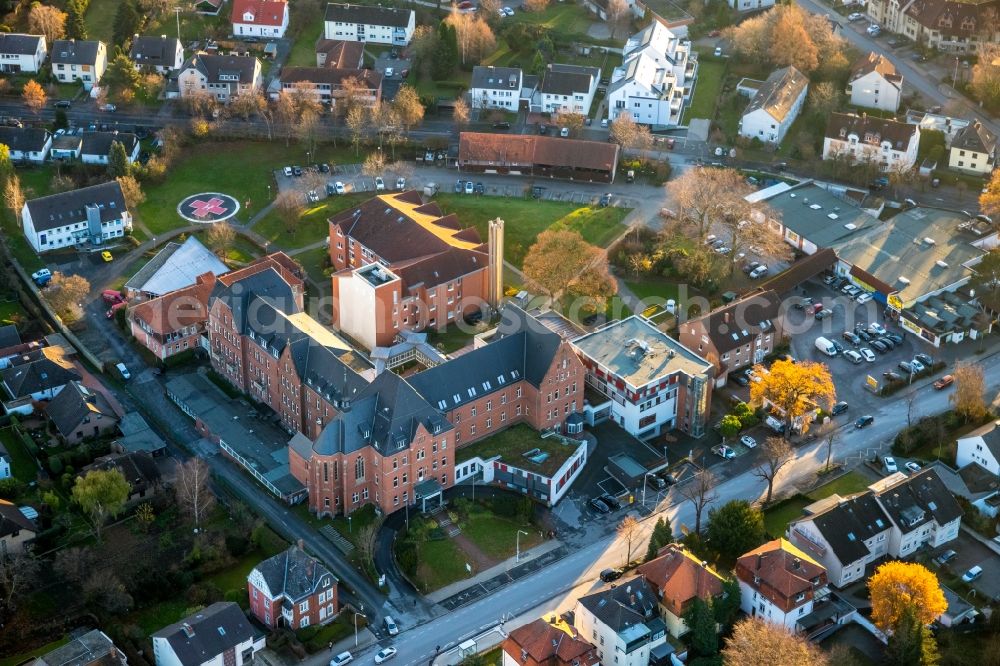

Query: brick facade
[[248, 546, 339, 629]]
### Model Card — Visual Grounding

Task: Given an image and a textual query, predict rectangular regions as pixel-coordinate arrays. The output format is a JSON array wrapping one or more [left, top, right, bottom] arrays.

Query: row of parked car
[[821, 274, 875, 303]]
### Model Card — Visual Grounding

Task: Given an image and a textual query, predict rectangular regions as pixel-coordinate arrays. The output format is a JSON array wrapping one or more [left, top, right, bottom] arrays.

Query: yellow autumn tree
[[981, 168, 1000, 218], [749, 358, 835, 434], [868, 561, 947, 632]]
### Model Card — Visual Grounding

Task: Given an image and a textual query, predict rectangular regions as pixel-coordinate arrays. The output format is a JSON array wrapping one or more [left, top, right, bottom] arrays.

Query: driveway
[[373, 50, 412, 103], [930, 530, 1000, 601]]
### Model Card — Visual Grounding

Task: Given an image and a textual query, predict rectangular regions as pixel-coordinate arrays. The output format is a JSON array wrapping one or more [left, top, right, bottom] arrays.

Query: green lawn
[[455, 423, 582, 476], [462, 513, 542, 560], [433, 195, 628, 267], [128, 598, 194, 636], [807, 470, 871, 501], [254, 193, 369, 247], [763, 496, 811, 539], [684, 56, 727, 123], [0, 427, 39, 482], [288, 22, 323, 67], [625, 279, 680, 304], [145, 8, 228, 43], [415, 538, 471, 591], [0, 637, 69, 666], [477, 647, 503, 666], [0, 299, 26, 322], [507, 3, 596, 37], [426, 324, 477, 354], [84, 0, 122, 44]]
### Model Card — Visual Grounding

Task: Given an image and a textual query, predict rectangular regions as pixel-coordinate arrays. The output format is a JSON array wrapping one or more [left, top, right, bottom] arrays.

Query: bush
[[395, 540, 417, 576], [0, 478, 24, 499], [225, 533, 251, 557], [48, 455, 64, 475]]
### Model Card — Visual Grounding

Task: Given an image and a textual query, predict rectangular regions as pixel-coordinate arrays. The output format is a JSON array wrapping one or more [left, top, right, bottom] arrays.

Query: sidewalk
[[425, 538, 566, 604]]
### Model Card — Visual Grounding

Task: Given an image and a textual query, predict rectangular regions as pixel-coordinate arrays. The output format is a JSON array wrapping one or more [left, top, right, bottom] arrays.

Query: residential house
[[823, 112, 920, 172], [0, 499, 34, 555], [1, 347, 81, 402], [539, 64, 600, 115], [323, 3, 416, 46], [315, 39, 365, 68], [277, 67, 381, 107], [573, 575, 667, 666], [21, 181, 132, 253], [50, 133, 83, 160], [727, 0, 775, 10], [231, 0, 289, 38], [636, 544, 726, 638], [869, 468, 964, 557], [328, 191, 497, 349], [735, 538, 829, 629], [948, 119, 997, 174], [31, 629, 126, 666], [846, 52, 903, 112], [678, 290, 782, 388], [956, 419, 1000, 474], [130, 35, 184, 74], [940, 586, 979, 627], [458, 132, 620, 183], [572, 316, 714, 439], [0, 126, 52, 163], [82, 452, 162, 502], [114, 412, 168, 457], [0, 441, 10, 479], [81, 131, 141, 166], [152, 602, 264, 666], [469, 66, 524, 111], [0, 33, 46, 73], [177, 53, 262, 103], [50, 39, 107, 90], [46, 380, 120, 444], [739, 66, 808, 144], [607, 20, 694, 127], [247, 544, 339, 629], [867, 0, 1000, 53], [501, 617, 600, 666]]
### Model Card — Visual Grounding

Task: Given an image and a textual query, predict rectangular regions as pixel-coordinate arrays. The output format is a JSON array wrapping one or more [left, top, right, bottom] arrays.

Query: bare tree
[[453, 97, 470, 127], [54, 547, 94, 586], [0, 551, 41, 607], [4, 174, 24, 223], [205, 223, 236, 257], [617, 515, 641, 566], [606, 0, 630, 40], [27, 5, 66, 45], [274, 190, 305, 234], [363, 150, 387, 178], [609, 113, 653, 151], [175, 458, 216, 530], [678, 468, 717, 534], [752, 437, 794, 505], [824, 428, 838, 472]]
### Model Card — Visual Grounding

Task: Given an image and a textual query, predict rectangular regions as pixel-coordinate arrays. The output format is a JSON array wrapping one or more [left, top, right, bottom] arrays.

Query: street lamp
[[515, 530, 528, 563], [348, 514, 352, 533], [353, 607, 366, 647]]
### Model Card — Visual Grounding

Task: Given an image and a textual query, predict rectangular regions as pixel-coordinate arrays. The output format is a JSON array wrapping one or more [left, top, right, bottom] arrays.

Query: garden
[[762, 470, 872, 539]]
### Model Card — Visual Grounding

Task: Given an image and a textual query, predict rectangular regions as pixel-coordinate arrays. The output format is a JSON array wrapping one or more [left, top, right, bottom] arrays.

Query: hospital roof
[[125, 236, 230, 296]]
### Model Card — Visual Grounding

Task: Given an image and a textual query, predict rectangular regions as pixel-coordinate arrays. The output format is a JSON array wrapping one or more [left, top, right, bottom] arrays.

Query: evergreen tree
[[112, 0, 142, 50], [104, 51, 142, 92], [682, 597, 718, 658], [885, 604, 939, 666], [432, 22, 458, 81], [107, 141, 130, 178], [644, 516, 673, 562], [54, 109, 68, 130], [712, 578, 742, 630], [66, 0, 88, 40]]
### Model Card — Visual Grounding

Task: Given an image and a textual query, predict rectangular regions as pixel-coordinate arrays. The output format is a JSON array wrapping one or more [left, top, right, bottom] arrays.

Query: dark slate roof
[[577, 575, 659, 633], [799, 491, 891, 564], [1, 348, 81, 398], [182, 53, 258, 84], [952, 119, 997, 155], [324, 2, 413, 27], [876, 468, 964, 534], [130, 35, 182, 68], [25, 181, 127, 233], [689, 290, 780, 355], [83, 452, 161, 489], [253, 545, 337, 602], [0, 33, 44, 56], [80, 132, 139, 158], [967, 420, 1000, 465], [309, 371, 450, 457], [153, 602, 259, 666], [210, 267, 300, 335], [290, 335, 368, 406], [0, 126, 50, 154], [408, 304, 561, 411], [540, 63, 599, 96], [33, 629, 121, 666], [51, 39, 103, 65], [0, 499, 35, 539], [825, 113, 918, 151], [45, 380, 118, 438], [0, 324, 20, 349], [470, 65, 521, 90], [744, 66, 808, 123]]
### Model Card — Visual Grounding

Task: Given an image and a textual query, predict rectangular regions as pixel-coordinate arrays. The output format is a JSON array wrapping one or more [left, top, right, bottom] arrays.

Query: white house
[[735, 539, 829, 630], [607, 20, 695, 127], [323, 3, 415, 46], [1, 347, 81, 403], [50, 39, 107, 90], [0, 443, 11, 479], [739, 66, 808, 144], [0, 33, 46, 73], [231, 0, 289, 39], [573, 576, 667, 666], [0, 127, 51, 163], [81, 131, 141, 165], [727, 0, 774, 9], [468, 66, 524, 111], [22, 181, 132, 253], [539, 63, 599, 115], [130, 35, 184, 74], [177, 53, 262, 103], [152, 602, 265, 666], [868, 469, 964, 558], [957, 420, 1000, 475], [823, 112, 920, 172], [949, 119, 997, 174], [572, 316, 714, 440], [847, 52, 903, 112]]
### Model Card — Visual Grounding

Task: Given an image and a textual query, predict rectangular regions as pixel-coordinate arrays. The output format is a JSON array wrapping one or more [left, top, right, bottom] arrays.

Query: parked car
[[843, 331, 861, 346], [333, 181, 346, 195], [856, 328, 874, 343], [731, 374, 750, 387], [102, 289, 125, 304], [646, 474, 666, 490], [877, 336, 895, 350], [560, 127, 569, 137], [31, 268, 52, 286], [375, 176, 386, 191], [848, 11, 865, 20], [855, 415, 875, 429], [883, 370, 902, 381], [116, 362, 131, 380], [464, 180, 475, 195], [493, 121, 510, 130], [589, 497, 611, 513], [870, 339, 889, 353], [832, 402, 849, 416], [283, 166, 293, 177], [856, 293, 873, 304], [601, 494, 621, 511], [101, 250, 114, 262], [330, 652, 353, 666], [934, 375, 955, 390], [914, 353, 933, 366], [883, 456, 898, 473], [600, 568, 624, 582], [905, 461, 922, 473], [455, 179, 465, 193], [384, 616, 399, 636], [475, 182, 485, 194], [374, 649, 397, 665], [814, 309, 832, 320], [858, 348, 875, 362], [100, 103, 117, 112], [962, 565, 984, 583], [319, 163, 330, 173], [910, 359, 926, 373], [898, 361, 914, 374], [292, 166, 303, 176], [712, 444, 736, 459], [54, 100, 72, 108], [396, 177, 406, 190], [869, 323, 887, 335], [599, 193, 612, 207], [748, 265, 768, 279], [933, 549, 958, 567], [740, 435, 757, 449], [886, 333, 904, 345]]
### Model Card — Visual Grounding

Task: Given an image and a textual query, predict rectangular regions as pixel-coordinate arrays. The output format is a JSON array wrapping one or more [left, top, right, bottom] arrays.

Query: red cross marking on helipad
[[189, 197, 228, 218]]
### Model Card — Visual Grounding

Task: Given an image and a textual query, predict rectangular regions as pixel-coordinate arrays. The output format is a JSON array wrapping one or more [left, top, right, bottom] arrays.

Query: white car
[[116, 362, 131, 380], [740, 435, 757, 449], [601, 118, 608, 128], [749, 265, 768, 279], [883, 456, 898, 473], [374, 648, 397, 664], [375, 176, 386, 191], [560, 127, 569, 137], [843, 350, 863, 364], [334, 181, 346, 195], [867, 24, 881, 36], [464, 180, 475, 194], [384, 615, 399, 636], [330, 653, 353, 666], [396, 177, 406, 190], [848, 11, 865, 20], [910, 359, 926, 373], [283, 166, 293, 177], [856, 292, 873, 304], [503, 6, 514, 15], [859, 347, 876, 362], [713, 445, 736, 459], [905, 461, 922, 473], [384, 67, 394, 78], [869, 323, 887, 336]]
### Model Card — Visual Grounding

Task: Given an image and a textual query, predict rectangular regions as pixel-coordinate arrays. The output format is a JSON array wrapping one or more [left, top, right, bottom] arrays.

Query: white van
[[814, 336, 837, 357]]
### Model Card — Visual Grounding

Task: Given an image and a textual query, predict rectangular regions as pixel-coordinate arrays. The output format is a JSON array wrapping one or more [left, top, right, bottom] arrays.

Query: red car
[[105, 301, 127, 319], [102, 289, 125, 304], [933, 375, 954, 390]]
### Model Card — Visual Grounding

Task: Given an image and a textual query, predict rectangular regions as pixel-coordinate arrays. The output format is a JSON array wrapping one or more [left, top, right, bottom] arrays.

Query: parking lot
[[372, 49, 412, 103], [930, 531, 1000, 601]]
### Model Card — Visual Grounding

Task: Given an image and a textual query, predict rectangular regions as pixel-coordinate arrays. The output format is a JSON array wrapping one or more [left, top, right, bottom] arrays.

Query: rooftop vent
[[898, 276, 910, 285], [810, 204, 822, 210], [844, 223, 857, 230], [936, 260, 949, 268], [827, 213, 839, 220], [923, 237, 936, 245]]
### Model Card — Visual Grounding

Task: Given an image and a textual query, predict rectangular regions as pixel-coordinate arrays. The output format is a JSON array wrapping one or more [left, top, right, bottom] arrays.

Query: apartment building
[[822, 112, 920, 172], [177, 53, 262, 103], [539, 64, 600, 115], [0, 33, 46, 73], [573, 576, 667, 666], [22, 181, 131, 253], [323, 3, 415, 46], [867, 0, 1000, 53], [130, 35, 184, 73], [469, 66, 524, 111], [739, 66, 808, 144], [636, 544, 726, 638]]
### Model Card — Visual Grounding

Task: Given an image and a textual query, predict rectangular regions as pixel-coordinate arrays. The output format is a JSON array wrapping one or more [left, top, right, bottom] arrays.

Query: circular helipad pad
[[177, 192, 240, 223]]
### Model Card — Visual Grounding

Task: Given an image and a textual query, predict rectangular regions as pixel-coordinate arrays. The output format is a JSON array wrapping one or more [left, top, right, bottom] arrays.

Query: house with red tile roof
[[501, 617, 599, 666], [735, 538, 828, 630], [458, 132, 620, 183], [636, 544, 726, 638], [232, 0, 289, 38]]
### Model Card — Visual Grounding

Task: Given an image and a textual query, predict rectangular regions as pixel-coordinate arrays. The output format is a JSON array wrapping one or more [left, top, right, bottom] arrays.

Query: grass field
[[288, 22, 324, 67], [763, 471, 873, 538], [415, 538, 471, 591], [84, 0, 122, 44], [462, 514, 543, 560], [508, 3, 595, 36], [0, 427, 38, 481], [433, 195, 629, 267], [0, 637, 70, 666], [254, 193, 370, 246], [0, 299, 26, 323], [684, 55, 727, 123]]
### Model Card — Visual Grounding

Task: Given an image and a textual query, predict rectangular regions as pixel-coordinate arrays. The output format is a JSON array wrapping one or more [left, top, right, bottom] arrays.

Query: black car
[[870, 339, 889, 353], [843, 331, 861, 346], [731, 374, 750, 387], [855, 415, 875, 429], [53, 100, 72, 109], [539, 124, 548, 135], [492, 121, 511, 130], [877, 336, 895, 350], [292, 166, 303, 176], [600, 568, 624, 582], [898, 361, 914, 374], [831, 340, 845, 355], [883, 370, 902, 381], [914, 353, 933, 366], [319, 163, 331, 173], [532, 185, 545, 199], [475, 182, 485, 194], [832, 401, 849, 416], [886, 333, 904, 345], [390, 49, 399, 59], [600, 494, 621, 511], [857, 329, 874, 343], [589, 497, 611, 514]]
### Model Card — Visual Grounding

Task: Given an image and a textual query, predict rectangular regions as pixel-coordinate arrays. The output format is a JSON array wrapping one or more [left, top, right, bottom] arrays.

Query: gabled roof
[[951, 119, 997, 155], [51, 39, 103, 65], [0, 33, 44, 56], [130, 35, 182, 67], [849, 52, 902, 87], [153, 602, 260, 666], [130, 273, 216, 336], [80, 132, 139, 158], [872, 468, 963, 534], [0, 126, 50, 153], [82, 452, 160, 489], [636, 544, 725, 616], [792, 491, 891, 565], [502, 618, 599, 666], [540, 63, 600, 97], [471, 65, 522, 91], [1, 347, 81, 399], [0, 324, 20, 349], [324, 2, 413, 27], [315, 39, 365, 69], [45, 380, 119, 437], [125, 236, 229, 296], [181, 53, 259, 84], [959, 419, 1000, 465], [577, 575, 659, 633], [905, 0, 1000, 38], [459, 132, 620, 173], [0, 499, 35, 539], [25, 181, 127, 233], [735, 539, 825, 610], [251, 545, 337, 602], [825, 112, 918, 150], [684, 290, 780, 356], [743, 66, 808, 123], [232, 0, 288, 26]]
